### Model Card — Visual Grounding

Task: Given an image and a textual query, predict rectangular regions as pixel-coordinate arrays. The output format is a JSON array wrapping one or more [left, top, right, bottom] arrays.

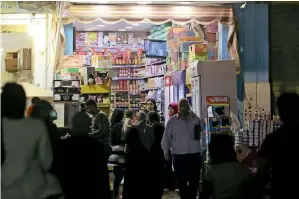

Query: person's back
[[54, 136, 110, 199], [201, 134, 251, 199], [257, 93, 299, 199], [53, 111, 110, 199], [205, 162, 250, 199], [2, 118, 58, 199], [258, 123, 298, 199]]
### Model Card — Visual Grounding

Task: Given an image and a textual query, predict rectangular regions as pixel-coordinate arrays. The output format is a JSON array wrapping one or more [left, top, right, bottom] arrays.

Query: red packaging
[[120, 80, 123, 90]]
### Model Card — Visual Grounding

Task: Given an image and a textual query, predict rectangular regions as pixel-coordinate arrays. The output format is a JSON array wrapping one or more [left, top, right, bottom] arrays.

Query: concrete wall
[[269, 4, 299, 113], [1, 32, 33, 85]]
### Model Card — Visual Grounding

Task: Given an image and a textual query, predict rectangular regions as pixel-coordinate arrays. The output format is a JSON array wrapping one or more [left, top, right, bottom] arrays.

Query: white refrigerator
[[187, 60, 237, 119]]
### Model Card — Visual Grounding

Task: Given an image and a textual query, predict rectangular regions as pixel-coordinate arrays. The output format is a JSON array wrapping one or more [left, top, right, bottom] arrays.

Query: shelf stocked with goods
[[111, 80, 139, 94]]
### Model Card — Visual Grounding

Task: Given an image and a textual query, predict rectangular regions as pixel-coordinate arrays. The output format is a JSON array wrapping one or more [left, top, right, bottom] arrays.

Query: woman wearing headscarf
[[52, 112, 110, 199], [147, 111, 165, 199], [1, 83, 62, 199], [109, 108, 125, 199], [168, 102, 178, 117], [122, 111, 154, 199]]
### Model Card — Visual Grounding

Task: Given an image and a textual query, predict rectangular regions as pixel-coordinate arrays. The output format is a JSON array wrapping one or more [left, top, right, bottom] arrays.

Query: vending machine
[[187, 60, 237, 119], [171, 70, 189, 103]]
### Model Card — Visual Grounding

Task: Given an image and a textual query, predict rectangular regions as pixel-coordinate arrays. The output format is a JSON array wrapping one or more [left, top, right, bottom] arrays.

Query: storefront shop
[[58, 2, 240, 123]]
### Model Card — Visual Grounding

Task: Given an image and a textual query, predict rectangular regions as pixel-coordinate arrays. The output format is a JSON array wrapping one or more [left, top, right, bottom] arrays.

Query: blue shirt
[[161, 113, 203, 155]]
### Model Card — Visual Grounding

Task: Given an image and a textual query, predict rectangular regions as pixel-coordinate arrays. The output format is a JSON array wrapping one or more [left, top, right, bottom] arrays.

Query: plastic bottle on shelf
[[130, 55, 134, 66], [116, 57, 119, 65], [134, 54, 138, 65]]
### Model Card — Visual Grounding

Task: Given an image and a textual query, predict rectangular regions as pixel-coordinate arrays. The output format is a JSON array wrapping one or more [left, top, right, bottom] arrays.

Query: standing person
[[85, 99, 111, 160], [1, 83, 62, 199], [53, 112, 110, 199], [200, 134, 251, 199], [122, 111, 154, 199], [145, 98, 158, 113], [26, 96, 40, 117], [168, 102, 178, 118], [164, 102, 179, 191], [254, 93, 299, 199], [30, 100, 61, 159], [109, 109, 126, 199], [162, 99, 202, 199], [147, 111, 165, 199]]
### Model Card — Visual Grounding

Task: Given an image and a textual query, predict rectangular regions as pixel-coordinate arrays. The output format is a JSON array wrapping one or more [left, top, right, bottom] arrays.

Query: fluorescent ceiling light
[[180, 1, 191, 4], [71, 0, 108, 3], [132, 24, 140, 26], [97, 24, 105, 27], [125, 26, 133, 29], [118, 29, 126, 31], [138, 1, 152, 4]]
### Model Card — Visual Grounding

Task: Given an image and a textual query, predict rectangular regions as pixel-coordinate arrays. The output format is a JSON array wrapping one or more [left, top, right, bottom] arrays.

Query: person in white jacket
[[1, 83, 62, 199]]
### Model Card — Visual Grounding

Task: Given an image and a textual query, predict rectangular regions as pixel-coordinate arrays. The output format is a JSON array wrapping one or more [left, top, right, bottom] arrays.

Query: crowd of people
[[1, 82, 299, 199]]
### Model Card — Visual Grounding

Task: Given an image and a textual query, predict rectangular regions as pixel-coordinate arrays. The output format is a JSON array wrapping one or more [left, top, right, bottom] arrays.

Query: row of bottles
[[118, 68, 139, 78], [111, 80, 139, 94], [246, 110, 272, 120], [112, 53, 146, 66], [130, 95, 141, 108]]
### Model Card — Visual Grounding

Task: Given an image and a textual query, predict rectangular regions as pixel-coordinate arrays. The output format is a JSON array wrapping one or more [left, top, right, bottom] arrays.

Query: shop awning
[[63, 4, 234, 25], [62, 4, 240, 74], [20, 82, 53, 99]]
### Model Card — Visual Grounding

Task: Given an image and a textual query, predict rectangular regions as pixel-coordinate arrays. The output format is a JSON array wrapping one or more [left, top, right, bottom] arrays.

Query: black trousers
[[164, 150, 177, 190], [173, 153, 201, 199]]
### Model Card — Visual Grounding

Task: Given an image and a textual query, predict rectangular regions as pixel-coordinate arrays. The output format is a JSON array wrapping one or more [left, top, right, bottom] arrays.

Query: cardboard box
[[180, 41, 202, 52], [189, 44, 208, 54], [5, 58, 18, 73], [5, 52, 18, 59], [188, 52, 208, 62], [147, 78, 156, 89]]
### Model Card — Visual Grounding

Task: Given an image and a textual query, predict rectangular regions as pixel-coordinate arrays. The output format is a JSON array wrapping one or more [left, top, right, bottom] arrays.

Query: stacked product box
[[188, 44, 208, 62]]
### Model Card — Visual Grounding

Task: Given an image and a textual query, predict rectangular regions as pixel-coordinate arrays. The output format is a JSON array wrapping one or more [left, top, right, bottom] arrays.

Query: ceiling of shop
[[74, 20, 154, 32], [70, 1, 242, 6]]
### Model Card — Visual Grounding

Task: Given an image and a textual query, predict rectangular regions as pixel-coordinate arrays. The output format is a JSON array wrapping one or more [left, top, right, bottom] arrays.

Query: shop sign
[[206, 96, 229, 106], [53, 80, 80, 88], [53, 80, 80, 102], [53, 94, 80, 102], [53, 87, 81, 95], [1, 1, 18, 14]]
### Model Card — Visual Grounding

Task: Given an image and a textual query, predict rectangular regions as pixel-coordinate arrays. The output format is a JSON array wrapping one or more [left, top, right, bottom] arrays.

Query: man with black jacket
[[85, 99, 112, 160]]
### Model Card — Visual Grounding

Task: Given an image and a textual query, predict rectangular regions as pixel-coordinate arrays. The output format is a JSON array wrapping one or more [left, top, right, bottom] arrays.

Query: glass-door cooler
[[171, 70, 187, 103]]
